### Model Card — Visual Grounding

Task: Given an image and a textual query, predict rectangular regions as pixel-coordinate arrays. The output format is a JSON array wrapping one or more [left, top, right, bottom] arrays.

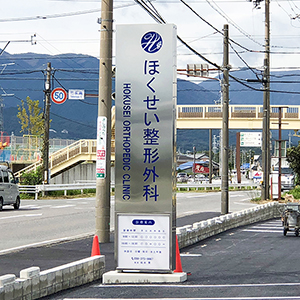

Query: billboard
[[115, 24, 177, 271]]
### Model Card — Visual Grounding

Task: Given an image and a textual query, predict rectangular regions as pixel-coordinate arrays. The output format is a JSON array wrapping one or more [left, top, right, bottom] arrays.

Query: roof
[[177, 160, 219, 171]]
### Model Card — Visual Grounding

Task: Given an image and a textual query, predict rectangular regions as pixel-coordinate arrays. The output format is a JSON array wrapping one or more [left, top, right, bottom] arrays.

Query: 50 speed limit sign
[[51, 87, 67, 104]]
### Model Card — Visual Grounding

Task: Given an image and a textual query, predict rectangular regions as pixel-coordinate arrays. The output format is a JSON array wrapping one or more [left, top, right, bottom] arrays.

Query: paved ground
[[41, 218, 300, 300], [0, 212, 220, 276]]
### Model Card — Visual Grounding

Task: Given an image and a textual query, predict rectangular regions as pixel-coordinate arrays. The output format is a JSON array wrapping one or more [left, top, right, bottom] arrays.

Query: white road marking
[[180, 253, 202, 257], [51, 205, 75, 209], [63, 297, 300, 300], [63, 296, 300, 300], [20, 205, 41, 209], [95, 282, 300, 288], [70, 282, 300, 300], [243, 229, 282, 233], [186, 194, 207, 198], [0, 213, 43, 220], [251, 226, 282, 229]]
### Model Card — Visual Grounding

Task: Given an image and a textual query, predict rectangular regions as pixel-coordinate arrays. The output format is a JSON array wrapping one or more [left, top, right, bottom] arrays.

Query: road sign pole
[[43, 62, 51, 184]]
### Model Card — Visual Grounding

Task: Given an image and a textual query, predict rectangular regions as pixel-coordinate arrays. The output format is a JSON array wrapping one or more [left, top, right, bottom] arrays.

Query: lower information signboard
[[117, 214, 170, 271]]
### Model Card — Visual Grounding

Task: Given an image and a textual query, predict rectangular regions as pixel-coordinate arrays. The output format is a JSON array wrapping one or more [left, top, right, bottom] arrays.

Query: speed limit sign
[[51, 87, 67, 104]]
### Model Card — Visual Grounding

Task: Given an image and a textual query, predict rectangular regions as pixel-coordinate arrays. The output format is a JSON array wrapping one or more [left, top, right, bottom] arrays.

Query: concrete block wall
[[0, 255, 105, 300], [177, 202, 282, 249]]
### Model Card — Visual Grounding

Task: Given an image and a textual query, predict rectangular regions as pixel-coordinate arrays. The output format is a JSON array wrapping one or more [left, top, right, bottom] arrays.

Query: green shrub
[[20, 167, 43, 185], [286, 186, 300, 199]]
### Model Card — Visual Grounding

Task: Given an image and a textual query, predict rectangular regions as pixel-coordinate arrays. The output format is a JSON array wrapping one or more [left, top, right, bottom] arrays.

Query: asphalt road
[[0, 190, 258, 252], [41, 218, 300, 300]]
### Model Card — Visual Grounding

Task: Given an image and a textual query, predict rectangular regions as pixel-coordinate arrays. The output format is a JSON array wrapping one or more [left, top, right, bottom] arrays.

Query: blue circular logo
[[141, 31, 163, 54]]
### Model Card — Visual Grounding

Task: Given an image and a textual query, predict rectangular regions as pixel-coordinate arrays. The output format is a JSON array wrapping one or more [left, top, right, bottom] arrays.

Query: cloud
[[1, 0, 300, 70]]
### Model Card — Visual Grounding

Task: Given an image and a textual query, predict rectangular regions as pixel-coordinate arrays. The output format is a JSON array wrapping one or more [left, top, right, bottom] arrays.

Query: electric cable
[[50, 111, 96, 129]]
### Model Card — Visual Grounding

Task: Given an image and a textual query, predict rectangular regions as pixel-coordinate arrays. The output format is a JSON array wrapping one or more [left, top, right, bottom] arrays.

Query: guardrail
[[19, 183, 98, 200], [177, 182, 259, 191], [19, 182, 259, 200]]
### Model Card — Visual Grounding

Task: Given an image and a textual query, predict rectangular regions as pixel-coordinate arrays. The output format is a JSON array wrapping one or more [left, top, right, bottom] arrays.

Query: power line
[[50, 111, 96, 129]]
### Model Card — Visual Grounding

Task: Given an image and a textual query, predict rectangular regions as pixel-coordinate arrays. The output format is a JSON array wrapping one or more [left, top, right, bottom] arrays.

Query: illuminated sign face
[[115, 24, 177, 271]]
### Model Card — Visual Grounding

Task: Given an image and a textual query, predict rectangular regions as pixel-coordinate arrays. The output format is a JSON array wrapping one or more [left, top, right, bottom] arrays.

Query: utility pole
[[95, 0, 113, 243], [43, 62, 51, 184], [261, 0, 270, 200], [278, 107, 282, 200], [193, 145, 196, 182], [221, 24, 229, 215], [236, 132, 241, 183], [209, 129, 213, 183]]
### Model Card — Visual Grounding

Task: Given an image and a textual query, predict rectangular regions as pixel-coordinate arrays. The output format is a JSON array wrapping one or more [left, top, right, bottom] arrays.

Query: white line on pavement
[[243, 229, 282, 233], [0, 213, 43, 220], [95, 282, 300, 288], [180, 253, 202, 257], [63, 296, 300, 300], [51, 205, 76, 209], [250, 226, 282, 229], [186, 194, 207, 198], [63, 297, 300, 300]]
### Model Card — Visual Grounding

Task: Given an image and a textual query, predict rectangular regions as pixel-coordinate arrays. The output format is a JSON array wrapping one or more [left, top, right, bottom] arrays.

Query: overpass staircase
[[15, 107, 116, 179], [15, 139, 96, 179]]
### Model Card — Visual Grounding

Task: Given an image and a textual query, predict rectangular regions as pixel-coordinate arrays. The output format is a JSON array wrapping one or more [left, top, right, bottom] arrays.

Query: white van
[[0, 165, 20, 211]]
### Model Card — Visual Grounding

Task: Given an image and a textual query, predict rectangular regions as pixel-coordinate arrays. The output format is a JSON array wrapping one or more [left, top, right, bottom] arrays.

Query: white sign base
[[103, 270, 187, 284]]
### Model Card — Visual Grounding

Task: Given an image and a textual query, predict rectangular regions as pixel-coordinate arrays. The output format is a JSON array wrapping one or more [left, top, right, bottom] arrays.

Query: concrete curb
[[176, 202, 282, 248], [0, 255, 105, 300], [0, 233, 94, 257]]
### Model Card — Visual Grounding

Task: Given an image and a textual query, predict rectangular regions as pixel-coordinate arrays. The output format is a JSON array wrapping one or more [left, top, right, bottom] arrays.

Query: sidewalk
[[0, 212, 220, 277]]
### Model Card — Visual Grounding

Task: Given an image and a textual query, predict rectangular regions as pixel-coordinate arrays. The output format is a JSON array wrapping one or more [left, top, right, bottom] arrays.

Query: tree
[[17, 96, 44, 136], [286, 145, 300, 184]]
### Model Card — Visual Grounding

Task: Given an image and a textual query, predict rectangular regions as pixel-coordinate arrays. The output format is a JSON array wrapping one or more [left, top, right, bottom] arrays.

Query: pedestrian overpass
[[15, 104, 300, 179], [177, 104, 300, 130]]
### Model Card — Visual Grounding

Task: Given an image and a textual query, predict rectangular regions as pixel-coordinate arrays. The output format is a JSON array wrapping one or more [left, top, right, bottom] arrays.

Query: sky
[[1, 0, 300, 76]]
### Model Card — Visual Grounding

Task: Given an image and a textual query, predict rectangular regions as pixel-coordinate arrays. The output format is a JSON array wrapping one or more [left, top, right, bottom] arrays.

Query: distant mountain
[[0, 51, 218, 140], [200, 69, 300, 105], [1, 52, 300, 150]]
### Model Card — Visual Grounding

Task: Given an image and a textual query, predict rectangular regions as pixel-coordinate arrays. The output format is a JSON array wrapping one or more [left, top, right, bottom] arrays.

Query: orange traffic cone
[[91, 235, 101, 256], [174, 235, 183, 273]]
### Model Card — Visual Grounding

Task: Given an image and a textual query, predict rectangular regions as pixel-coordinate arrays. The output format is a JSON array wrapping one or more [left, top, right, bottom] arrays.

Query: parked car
[[274, 167, 295, 191], [0, 165, 20, 211], [177, 172, 188, 183], [193, 174, 209, 183]]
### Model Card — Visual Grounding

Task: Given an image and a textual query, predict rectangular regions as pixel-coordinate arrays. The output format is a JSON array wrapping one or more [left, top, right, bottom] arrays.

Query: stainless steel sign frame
[[115, 24, 177, 272]]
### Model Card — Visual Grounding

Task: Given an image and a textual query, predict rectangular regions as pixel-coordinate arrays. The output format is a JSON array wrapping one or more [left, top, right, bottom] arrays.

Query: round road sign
[[51, 87, 67, 104]]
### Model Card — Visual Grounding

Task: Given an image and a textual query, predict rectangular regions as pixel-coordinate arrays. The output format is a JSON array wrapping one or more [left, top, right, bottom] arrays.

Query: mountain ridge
[[1, 51, 299, 151]]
